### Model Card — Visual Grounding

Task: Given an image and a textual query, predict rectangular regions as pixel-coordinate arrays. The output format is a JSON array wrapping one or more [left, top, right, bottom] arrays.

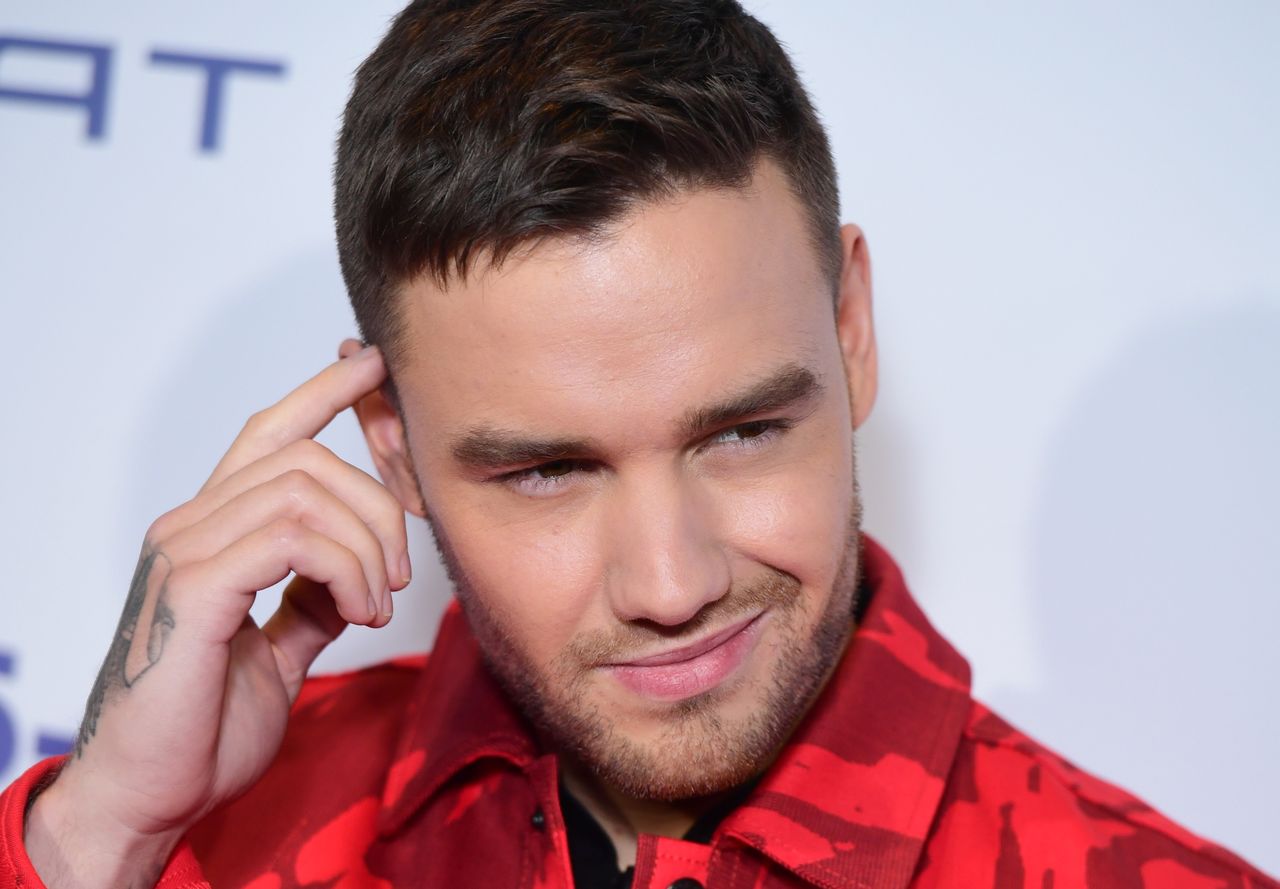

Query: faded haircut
[[334, 0, 840, 388]]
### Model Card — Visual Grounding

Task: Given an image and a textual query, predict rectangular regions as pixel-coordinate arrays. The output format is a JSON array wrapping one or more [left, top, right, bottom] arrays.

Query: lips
[[605, 611, 766, 701]]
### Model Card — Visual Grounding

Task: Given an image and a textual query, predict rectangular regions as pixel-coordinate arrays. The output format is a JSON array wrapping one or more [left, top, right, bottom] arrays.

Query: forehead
[[395, 160, 835, 443]]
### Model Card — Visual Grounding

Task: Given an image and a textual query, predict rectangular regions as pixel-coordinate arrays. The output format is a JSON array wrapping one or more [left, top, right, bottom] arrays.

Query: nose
[[602, 466, 731, 627]]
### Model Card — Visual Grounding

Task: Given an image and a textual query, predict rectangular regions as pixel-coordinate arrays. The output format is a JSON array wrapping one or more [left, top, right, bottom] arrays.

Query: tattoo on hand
[[75, 542, 176, 757]]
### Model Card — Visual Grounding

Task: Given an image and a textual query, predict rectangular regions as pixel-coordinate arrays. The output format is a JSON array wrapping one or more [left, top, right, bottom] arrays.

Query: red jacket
[[3, 537, 1275, 888]]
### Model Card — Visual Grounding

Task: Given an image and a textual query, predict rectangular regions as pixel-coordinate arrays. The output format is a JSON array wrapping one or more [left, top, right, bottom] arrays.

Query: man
[[4, 0, 1275, 887]]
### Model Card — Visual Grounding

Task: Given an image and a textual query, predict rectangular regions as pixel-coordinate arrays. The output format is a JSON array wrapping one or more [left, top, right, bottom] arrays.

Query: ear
[[337, 338, 427, 518], [834, 223, 878, 429]]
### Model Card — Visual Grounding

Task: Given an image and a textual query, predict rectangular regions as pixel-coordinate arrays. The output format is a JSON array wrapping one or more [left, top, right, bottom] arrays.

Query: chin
[[574, 724, 775, 802], [559, 670, 802, 802]]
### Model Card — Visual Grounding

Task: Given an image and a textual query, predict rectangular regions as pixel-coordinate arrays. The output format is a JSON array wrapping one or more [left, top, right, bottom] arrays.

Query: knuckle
[[241, 409, 267, 434], [144, 517, 171, 545], [243, 410, 283, 444], [265, 516, 304, 546], [146, 505, 185, 544], [276, 470, 319, 520], [278, 467, 318, 497]]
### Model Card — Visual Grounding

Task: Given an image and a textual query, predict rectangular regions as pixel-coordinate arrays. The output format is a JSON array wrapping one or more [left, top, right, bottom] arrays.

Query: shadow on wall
[[991, 299, 1280, 869], [854, 390, 922, 569], [120, 248, 455, 671]]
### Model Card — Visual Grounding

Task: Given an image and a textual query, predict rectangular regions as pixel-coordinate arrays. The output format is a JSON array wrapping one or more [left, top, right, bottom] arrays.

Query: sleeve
[[0, 756, 210, 889]]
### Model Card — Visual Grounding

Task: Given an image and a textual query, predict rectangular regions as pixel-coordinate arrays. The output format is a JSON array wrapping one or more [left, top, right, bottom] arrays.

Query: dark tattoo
[[75, 541, 176, 757]]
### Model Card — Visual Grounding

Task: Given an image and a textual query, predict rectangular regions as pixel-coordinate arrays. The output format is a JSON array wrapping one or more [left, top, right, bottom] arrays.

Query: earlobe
[[338, 339, 427, 518], [834, 224, 878, 429]]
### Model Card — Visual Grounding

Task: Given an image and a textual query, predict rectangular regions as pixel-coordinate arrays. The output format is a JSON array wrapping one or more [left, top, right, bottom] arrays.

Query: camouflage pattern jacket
[[2, 536, 1275, 889]]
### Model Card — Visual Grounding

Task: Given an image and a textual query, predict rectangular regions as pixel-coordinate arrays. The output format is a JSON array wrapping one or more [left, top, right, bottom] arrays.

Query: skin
[[24, 157, 876, 885], [358, 158, 878, 865], [26, 350, 409, 889]]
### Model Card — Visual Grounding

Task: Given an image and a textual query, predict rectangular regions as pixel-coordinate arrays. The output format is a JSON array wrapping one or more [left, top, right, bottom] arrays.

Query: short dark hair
[[334, 0, 840, 379]]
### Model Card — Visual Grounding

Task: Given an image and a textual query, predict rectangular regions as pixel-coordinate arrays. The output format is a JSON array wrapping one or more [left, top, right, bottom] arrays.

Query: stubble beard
[[420, 468, 863, 802]]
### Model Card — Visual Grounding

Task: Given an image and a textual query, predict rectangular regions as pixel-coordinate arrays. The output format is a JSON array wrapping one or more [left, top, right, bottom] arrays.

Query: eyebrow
[[450, 362, 823, 470], [678, 362, 822, 439], [451, 429, 593, 470]]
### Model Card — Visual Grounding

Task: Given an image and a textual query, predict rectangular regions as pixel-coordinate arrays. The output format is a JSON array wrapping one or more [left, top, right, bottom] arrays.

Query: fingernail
[[400, 552, 412, 586], [357, 344, 378, 360], [366, 592, 378, 619], [383, 588, 394, 619]]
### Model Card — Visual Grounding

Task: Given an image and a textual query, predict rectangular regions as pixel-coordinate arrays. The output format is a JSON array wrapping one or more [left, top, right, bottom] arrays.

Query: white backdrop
[[1, 0, 1276, 875]]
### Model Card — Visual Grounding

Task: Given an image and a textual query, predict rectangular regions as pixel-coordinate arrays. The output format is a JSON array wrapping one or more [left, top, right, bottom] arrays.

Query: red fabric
[[3, 536, 1276, 888], [0, 757, 208, 888]]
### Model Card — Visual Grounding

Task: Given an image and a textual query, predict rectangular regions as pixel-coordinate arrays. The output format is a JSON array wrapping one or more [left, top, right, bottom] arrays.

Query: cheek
[[435, 498, 601, 668], [718, 425, 854, 599]]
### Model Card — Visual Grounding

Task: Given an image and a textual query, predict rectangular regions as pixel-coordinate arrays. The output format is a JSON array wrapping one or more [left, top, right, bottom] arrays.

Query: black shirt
[[559, 777, 760, 889]]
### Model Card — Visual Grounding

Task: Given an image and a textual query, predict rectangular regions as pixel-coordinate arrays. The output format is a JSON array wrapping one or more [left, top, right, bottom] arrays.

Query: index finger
[[201, 344, 387, 493]]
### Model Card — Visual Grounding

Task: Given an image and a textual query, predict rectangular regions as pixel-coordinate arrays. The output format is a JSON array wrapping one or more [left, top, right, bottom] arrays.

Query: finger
[[160, 468, 393, 621], [263, 575, 348, 701], [167, 517, 377, 645], [336, 337, 364, 362], [163, 438, 410, 594], [202, 345, 386, 493]]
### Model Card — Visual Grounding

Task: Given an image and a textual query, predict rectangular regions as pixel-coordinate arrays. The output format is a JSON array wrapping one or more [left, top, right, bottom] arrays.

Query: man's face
[[389, 160, 869, 800]]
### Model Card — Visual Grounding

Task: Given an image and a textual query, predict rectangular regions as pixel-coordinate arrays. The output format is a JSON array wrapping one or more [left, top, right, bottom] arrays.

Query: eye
[[530, 460, 575, 478], [708, 419, 790, 450], [503, 459, 584, 495]]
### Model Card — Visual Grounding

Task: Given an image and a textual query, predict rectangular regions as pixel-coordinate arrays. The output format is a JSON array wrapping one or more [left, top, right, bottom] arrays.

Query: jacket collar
[[376, 596, 537, 835], [377, 535, 973, 889], [718, 534, 972, 888]]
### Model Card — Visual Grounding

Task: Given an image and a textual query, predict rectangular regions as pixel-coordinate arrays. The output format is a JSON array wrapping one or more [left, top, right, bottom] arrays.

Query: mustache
[[559, 570, 801, 669]]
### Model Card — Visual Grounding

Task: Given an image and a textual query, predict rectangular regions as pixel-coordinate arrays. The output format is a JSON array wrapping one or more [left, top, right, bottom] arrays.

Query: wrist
[[24, 772, 184, 889]]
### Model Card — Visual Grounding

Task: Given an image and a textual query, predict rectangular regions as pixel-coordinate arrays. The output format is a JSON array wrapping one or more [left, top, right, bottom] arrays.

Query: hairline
[[378, 154, 842, 398]]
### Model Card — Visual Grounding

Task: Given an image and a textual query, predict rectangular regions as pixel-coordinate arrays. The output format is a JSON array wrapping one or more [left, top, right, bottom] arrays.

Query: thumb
[[263, 575, 348, 701]]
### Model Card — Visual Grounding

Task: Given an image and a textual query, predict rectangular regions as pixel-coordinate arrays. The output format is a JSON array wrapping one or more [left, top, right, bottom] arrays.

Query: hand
[[24, 339, 410, 889]]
